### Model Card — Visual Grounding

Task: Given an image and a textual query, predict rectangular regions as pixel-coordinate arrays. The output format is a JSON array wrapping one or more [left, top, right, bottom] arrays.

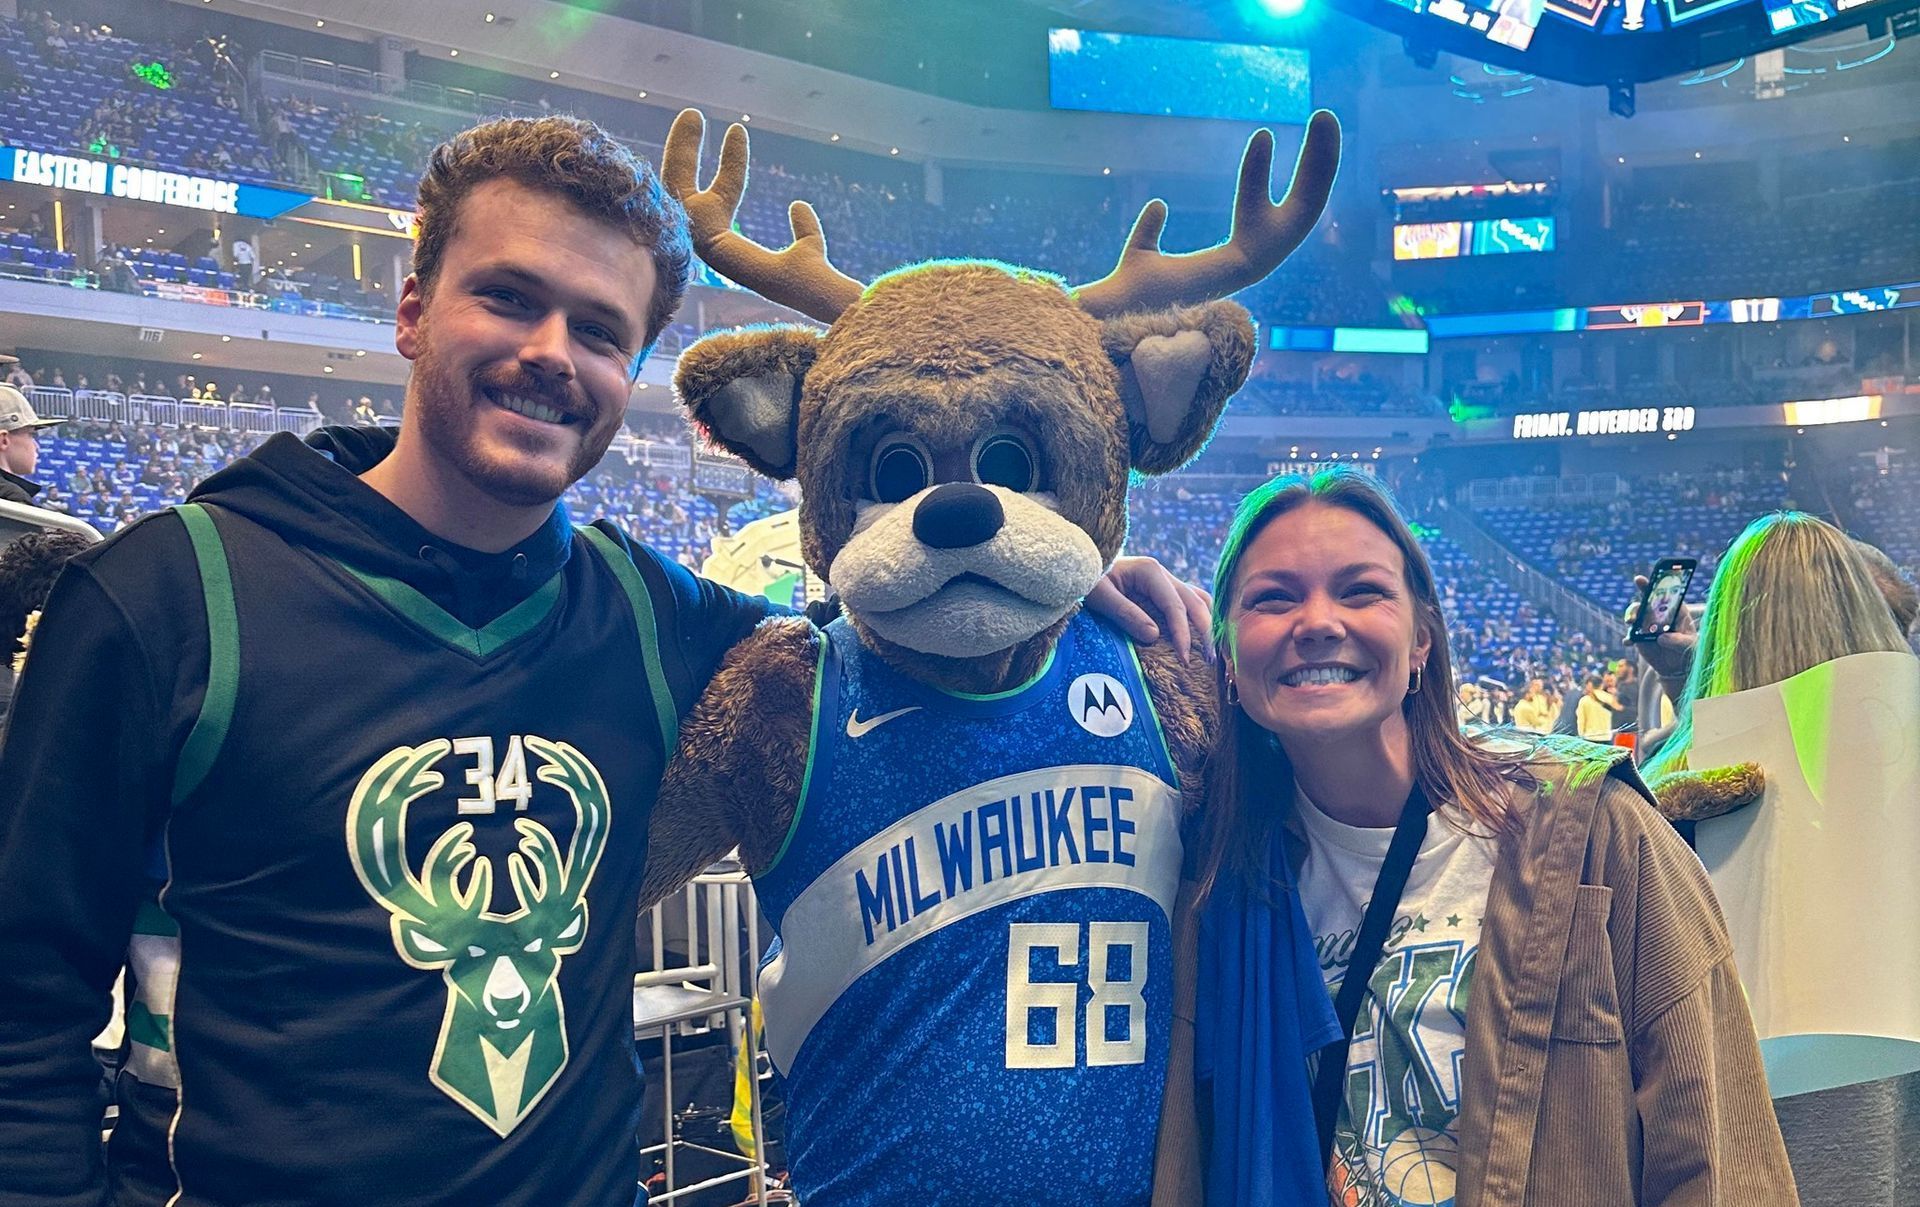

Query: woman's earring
[[1408, 666, 1424, 696], [1225, 674, 1240, 706]]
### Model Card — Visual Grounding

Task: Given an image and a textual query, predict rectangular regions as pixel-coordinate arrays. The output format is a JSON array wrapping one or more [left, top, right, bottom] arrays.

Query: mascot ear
[[1102, 300, 1255, 476], [673, 324, 823, 481]]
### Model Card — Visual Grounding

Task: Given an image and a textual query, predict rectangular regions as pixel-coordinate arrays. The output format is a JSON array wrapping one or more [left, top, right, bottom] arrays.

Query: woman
[[1636, 513, 1915, 1207], [1151, 468, 1795, 1207], [1640, 511, 1910, 783]]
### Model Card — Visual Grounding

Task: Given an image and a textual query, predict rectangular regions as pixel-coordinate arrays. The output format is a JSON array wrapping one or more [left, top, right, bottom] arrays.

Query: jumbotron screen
[[1327, 0, 1914, 83], [1393, 216, 1557, 260], [1047, 30, 1312, 124]]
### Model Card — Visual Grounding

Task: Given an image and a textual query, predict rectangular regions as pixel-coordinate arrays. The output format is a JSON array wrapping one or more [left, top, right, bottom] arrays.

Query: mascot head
[[666, 109, 1339, 693]]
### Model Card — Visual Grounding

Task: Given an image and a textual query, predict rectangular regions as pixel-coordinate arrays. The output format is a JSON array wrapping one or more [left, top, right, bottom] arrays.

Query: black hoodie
[[0, 427, 778, 1207]]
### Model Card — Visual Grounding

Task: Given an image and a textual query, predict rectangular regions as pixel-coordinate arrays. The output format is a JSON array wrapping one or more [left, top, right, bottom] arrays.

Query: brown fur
[[1648, 761, 1766, 822], [674, 324, 819, 479], [1134, 643, 1219, 812], [638, 617, 817, 910], [1103, 301, 1255, 474], [658, 261, 1265, 882], [796, 266, 1132, 577]]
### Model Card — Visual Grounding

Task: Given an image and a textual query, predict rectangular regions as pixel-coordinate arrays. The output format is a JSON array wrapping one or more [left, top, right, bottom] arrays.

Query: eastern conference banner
[[1690, 651, 1920, 1098], [2, 146, 311, 220]]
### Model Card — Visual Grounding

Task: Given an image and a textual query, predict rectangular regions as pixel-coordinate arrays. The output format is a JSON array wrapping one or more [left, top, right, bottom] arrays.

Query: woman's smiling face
[[1224, 500, 1432, 752]]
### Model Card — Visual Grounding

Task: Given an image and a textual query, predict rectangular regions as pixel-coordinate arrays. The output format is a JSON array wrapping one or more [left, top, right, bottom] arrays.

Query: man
[[0, 380, 64, 504], [229, 233, 257, 289], [1576, 671, 1622, 742], [0, 116, 1197, 1207], [1511, 675, 1556, 733]]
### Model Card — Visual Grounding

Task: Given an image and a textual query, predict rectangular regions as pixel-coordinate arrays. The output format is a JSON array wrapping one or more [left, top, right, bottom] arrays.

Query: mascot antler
[[664, 107, 1341, 327], [662, 108, 868, 324], [1073, 109, 1341, 317]]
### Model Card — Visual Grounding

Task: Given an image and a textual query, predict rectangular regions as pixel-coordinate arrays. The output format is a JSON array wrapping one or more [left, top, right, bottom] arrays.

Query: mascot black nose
[[913, 482, 1005, 549]]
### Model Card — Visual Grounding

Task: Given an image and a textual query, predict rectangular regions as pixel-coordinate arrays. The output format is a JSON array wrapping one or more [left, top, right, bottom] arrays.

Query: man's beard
[[408, 328, 610, 508]]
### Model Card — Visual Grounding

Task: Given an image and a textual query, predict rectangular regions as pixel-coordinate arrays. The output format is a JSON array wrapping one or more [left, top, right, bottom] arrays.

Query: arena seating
[[275, 99, 442, 209], [1847, 460, 1920, 584], [0, 16, 282, 188], [0, 230, 79, 282], [27, 419, 790, 573], [1235, 374, 1440, 418], [1466, 470, 1791, 612]]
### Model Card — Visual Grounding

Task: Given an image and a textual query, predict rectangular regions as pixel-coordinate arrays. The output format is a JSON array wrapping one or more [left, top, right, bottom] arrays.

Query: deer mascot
[[641, 108, 1340, 1206]]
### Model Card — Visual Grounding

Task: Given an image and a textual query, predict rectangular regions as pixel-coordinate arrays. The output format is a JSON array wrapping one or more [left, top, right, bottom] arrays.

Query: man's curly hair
[[0, 530, 93, 650], [413, 115, 693, 360]]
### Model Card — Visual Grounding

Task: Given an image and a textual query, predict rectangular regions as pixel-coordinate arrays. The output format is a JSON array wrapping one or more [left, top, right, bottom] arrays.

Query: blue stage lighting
[[1258, 0, 1311, 17]]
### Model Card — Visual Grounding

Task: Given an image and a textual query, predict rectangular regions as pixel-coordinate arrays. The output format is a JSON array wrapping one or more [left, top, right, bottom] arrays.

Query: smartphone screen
[[1631, 559, 1697, 641]]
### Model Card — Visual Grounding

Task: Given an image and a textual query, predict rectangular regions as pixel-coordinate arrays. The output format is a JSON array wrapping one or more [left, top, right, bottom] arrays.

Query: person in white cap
[[0, 376, 64, 505]]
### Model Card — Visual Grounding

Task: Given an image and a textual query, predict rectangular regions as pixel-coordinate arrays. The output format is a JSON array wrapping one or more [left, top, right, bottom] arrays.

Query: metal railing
[[27, 388, 326, 438], [1462, 473, 1626, 510], [260, 50, 543, 120]]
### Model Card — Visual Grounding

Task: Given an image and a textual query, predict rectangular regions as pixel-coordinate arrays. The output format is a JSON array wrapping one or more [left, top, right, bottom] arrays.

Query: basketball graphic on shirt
[[1379, 1125, 1458, 1206]]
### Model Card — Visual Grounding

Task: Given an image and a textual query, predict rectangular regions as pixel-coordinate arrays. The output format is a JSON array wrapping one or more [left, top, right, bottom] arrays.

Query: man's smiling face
[[395, 177, 657, 507]]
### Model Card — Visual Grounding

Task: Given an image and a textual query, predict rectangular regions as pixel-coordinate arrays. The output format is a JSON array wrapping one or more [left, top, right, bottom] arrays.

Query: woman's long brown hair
[[1196, 467, 1530, 903]]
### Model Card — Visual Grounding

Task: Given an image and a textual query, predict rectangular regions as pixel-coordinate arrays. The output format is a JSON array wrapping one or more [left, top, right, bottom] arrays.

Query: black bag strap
[[1311, 780, 1433, 1170]]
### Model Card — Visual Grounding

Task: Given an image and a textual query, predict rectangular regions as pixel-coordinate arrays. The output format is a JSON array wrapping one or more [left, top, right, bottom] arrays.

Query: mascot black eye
[[870, 438, 933, 504], [973, 434, 1037, 493]]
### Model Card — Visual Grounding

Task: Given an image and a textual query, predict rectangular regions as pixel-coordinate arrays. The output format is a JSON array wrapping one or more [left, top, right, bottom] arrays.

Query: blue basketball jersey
[[753, 611, 1184, 1206]]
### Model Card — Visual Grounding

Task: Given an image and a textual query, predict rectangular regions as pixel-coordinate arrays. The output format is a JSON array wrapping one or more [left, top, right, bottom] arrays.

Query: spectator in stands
[[229, 234, 257, 288], [1637, 517, 1918, 1207], [0, 385, 63, 505], [1172, 466, 1794, 1206], [0, 528, 94, 729], [1611, 658, 1640, 733], [3, 362, 31, 392], [1511, 675, 1555, 732], [1455, 679, 1489, 726], [1644, 513, 1912, 779], [1576, 671, 1621, 741], [0, 112, 1198, 1206]]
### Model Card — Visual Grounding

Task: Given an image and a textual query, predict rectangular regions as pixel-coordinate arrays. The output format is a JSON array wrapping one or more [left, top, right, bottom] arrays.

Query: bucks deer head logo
[[346, 736, 610, 1136]]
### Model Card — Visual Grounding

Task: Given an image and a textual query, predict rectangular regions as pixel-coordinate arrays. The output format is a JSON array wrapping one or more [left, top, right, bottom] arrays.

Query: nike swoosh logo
[[846, 706, 921, 739]]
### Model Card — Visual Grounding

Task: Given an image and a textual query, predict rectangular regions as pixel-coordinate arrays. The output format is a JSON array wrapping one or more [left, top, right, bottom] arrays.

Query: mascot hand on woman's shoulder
[[640, 107, 1339, 1207]]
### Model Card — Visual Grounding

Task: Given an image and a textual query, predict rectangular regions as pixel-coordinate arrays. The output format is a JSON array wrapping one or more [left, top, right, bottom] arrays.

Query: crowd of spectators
[[1236, 370, 1441, 418], [5, 4, 1917, 337]]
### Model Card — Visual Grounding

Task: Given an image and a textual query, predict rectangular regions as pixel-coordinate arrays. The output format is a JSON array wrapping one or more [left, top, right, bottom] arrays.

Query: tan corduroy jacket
[[1151, 738, 1799, 1207]]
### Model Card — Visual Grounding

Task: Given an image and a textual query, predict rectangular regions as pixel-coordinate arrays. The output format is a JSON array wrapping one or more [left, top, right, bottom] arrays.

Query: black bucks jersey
[[111, 504, 683, 1207]]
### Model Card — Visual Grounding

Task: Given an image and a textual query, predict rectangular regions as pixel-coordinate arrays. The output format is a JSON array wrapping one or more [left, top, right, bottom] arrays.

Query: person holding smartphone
[[1150, 467, 1796, 1207]]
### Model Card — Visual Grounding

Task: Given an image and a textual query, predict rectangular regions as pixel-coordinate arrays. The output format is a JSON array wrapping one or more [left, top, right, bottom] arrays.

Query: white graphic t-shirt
[[1296, 789, 1498, 1207]]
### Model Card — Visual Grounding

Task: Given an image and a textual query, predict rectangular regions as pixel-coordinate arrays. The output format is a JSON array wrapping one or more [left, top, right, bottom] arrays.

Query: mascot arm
[[639, 617, 819, 910], [1133, 642, 1217, 808]]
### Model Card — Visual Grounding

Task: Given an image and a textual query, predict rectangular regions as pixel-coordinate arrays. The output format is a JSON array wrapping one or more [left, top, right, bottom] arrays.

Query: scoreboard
[[1394, 216, 1556, 260], [1326, 0, 1915, 84]]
